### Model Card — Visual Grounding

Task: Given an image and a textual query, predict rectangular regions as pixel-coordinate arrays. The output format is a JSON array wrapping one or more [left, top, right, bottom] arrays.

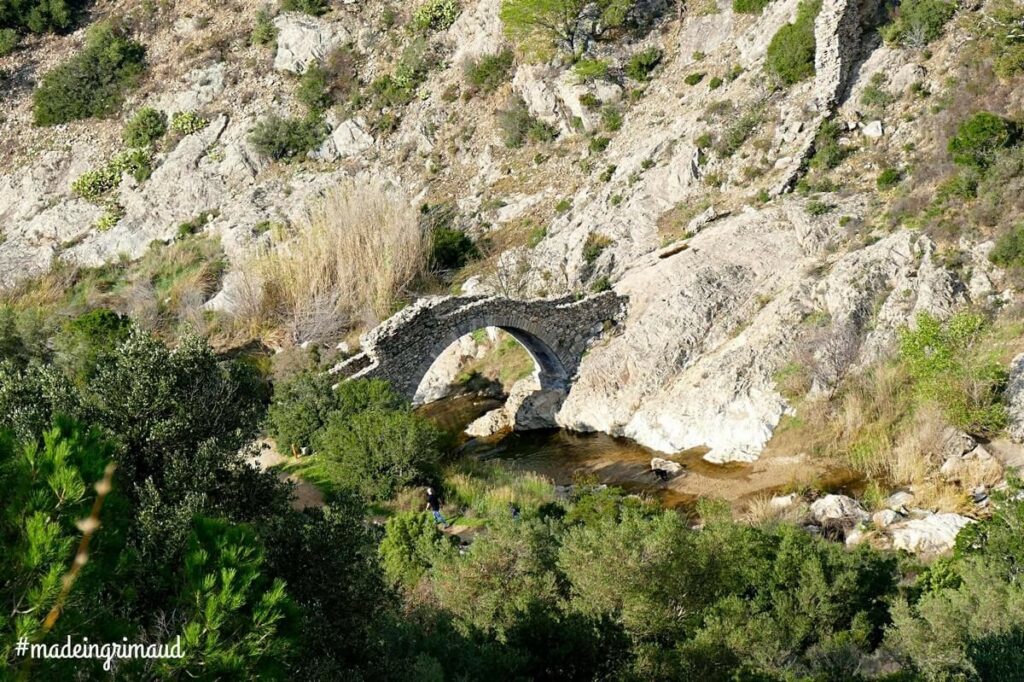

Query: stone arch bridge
[[332, 292, 627, 401]]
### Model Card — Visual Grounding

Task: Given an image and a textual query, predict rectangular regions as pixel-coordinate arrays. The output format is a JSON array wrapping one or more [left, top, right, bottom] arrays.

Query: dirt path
[[250, 440, 326, 510]]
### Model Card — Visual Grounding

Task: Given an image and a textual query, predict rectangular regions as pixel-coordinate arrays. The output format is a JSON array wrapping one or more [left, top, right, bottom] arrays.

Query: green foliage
[[810, 119, 852, 170], [465, 49, 514, 94], [158, 517, 292, 677], [989, 225, 1024, 269], [733, 0, 773, 12], [32, 21, 146, 126], [279, 0, 328, 15], [71, 147, 153, 203], [708, 75, 723, 89], [625, 46, 662, 81], [412, 0, 460, 32], [312, 407, 445, 502], [765, 0, 821, 85], [880, 0, 957, 47], [500, 0, 634, 58], [268, 376, 404, 455], [806, 198, 834, 215], [296, 63, 332, 112], [715, 109, 761, 157], [0, 0, 84, 34], [54, 308, 131, 384], [430, 226, 479, 272], [947, 112, 1020, 171], [251, 7, 278, 45], [248, 113, 327, 161], [877, 167, 903, 189], [984, 0, 1024, 78], [496, 96, 557, 147], [170, 110, 210, 136], [582, 233, 612, 264], [574, 57, 609, 82], [379, 511, 454, 587], [684, 71, 705, 86], [122, 106, 166, 148], [601, 105, 622, 132], [898, 312, 1008, 436], [0, 27, 17, 55]]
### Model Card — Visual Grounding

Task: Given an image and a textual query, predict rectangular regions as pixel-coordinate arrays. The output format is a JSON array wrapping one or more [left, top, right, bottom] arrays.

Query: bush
[[947, 112, 1020, 171], [877, 167, 903, 189], [765, 0, 820, 85], [313, 407, 445, 502], [123, 107, 167, 148], [496, 96, 556, 148], [684, 72, 705, 86], [430, 227, 479, 272], [880, 0, 956, 47], [809, 119, 851, 170], [32, 21, 146, 126], [279, 0, 329, 15], [0, 0, 85, 34], [986, 0, 1024, 78], [412, 0, 460, 32], [248, 113, 326, 161], [708, 75, 723, 89], [573, 57, 609, 82], [170, 110, 209, 135], [0, 27, 17, 55], [268, 375, 405, 455], [71, 148, 153, 203], [379, 511, 454, 587], [296, 63, 332, 112], [625, 47, 662, 81], [251, 8, 277, 45], [601, 105, 622, 132], [989, 225, 1024, 269], [465, 49, 514, 94], [500, 0, 631, 59], [733, 0, 773, 12], [582, 233, 612, 264]]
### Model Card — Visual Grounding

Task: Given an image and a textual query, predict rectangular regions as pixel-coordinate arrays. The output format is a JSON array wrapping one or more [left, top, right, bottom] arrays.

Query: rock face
[[273, 13, 350, 73], [810, 494, 870, 525], [465, 378, 566, 437], [1006, 353, 1024, 443], [650, 457, 684, 475], [889, 513, 973, 555]]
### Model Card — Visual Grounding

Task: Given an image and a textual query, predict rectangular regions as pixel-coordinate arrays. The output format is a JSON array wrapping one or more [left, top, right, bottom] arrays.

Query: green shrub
[[430, 227, 479, 272], [601, 106, 622, 132], [733, 0, 773, 12], [379, 511, 454, 588], [248, 113, 326, 161], [765, 0, 821, 85], [251, 8, 278, 45], [877, 167, 902, 189], [860, 73, 894, 110], [0, 0, 85, 34], [170, 110, 209, 135], [947, 112, 1020, 171], [989, 225, 1024, 269], [280, 0, 329, 15], [898, 312, 1008, 436], [0, 28, 17, 55], [809, 119, 851, 170], [684, 72, 705, 86], [590, 275, 612, 292], [465, 49, 514, 93], [555, 198, 572, 213], [987, 0, 1024, 78], [573, 57, 609, 82], [296, 63, 332, 112], [527, 224, 547, 247], [625, 47, 662, 81], [500, 0, 632, 59], [589, 136, 611, 154], [880, 0, 956, 47], [71, 148, 153, 203], [313, 408, 445, 502], [714, 110, 761, 157], [268, 375, 406, 455], [94, 204, 124, 232], [496, 97, 556, 148], [806, 199, 834, 215], [176, 211, 217, 239], [123, 107, 166, 148], [708, 76, 723, 89], [32, 21, 146, 126], [412, 0, 460, 32], [582, 233, 612, 264]]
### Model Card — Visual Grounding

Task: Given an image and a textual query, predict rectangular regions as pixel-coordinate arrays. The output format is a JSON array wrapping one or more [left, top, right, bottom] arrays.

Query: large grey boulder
[[810, 494, 869, 525], [1006, 353, 1024, 443], [890, 513, 973, 556], [273, 13, 350, 73]]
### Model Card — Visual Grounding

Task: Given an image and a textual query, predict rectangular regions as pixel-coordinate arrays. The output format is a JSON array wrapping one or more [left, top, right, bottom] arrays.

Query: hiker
[[509, 502, 521, 521], [426, 487, 448, 527]]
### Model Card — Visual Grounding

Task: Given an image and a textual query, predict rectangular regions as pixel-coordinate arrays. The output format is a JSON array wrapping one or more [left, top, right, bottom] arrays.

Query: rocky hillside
[[2, 0, 1024, 472]]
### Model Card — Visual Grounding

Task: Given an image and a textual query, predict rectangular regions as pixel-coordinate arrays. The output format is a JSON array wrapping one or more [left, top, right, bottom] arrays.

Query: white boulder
[[890, 513, 973, 556], [273, 13, 349, 73], [810, 494, 869, 525]]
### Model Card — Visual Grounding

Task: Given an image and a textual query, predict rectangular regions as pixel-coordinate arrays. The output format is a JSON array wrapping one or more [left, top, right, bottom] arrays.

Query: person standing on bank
[[426, 487, 448, 528]]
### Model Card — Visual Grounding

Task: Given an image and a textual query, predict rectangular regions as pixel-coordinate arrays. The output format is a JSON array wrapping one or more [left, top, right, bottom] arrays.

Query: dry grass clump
[[247, 180, 428, 344], [742, 493, 809, 526]]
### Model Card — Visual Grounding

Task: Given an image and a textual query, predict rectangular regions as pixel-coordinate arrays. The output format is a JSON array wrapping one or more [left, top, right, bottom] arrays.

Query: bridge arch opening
[[412, 325, 569, 405]]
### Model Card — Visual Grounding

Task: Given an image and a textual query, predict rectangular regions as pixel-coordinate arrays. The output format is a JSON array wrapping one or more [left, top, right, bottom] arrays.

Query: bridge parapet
[[332, 292, 627, 401]]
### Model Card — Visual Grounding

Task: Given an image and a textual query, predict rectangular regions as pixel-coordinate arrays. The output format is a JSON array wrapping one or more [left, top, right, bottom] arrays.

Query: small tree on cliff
[[500, 0, 634, 60]]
